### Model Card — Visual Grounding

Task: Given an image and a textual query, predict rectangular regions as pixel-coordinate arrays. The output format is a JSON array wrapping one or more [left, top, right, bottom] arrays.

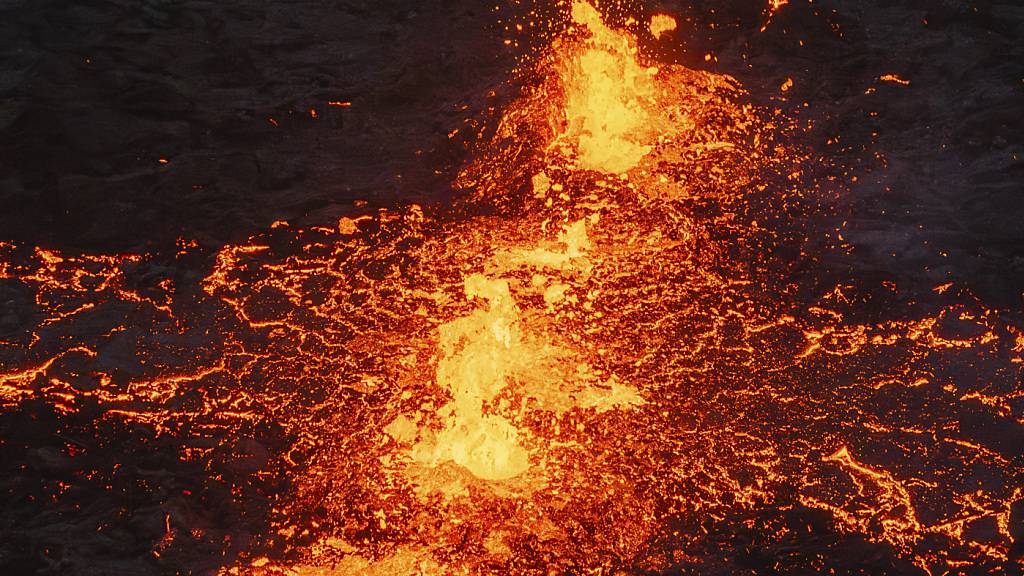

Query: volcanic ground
[[1, 1, 1023, 575]]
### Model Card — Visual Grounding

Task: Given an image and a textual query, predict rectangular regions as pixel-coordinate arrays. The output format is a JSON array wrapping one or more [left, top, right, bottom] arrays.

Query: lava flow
[[1, 2, 1022, 575]]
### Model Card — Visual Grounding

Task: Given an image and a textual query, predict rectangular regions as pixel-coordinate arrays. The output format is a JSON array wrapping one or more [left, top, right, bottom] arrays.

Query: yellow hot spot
[[531, 172, 551, 197], [431, 415, 529, 482], [512, 219, 592, 271], [561, 1, 657, 174], [571, 376, 645, 413], [412, 274, 530, 481], [648, 14, 677, 39], [407, 217, 647, 486]]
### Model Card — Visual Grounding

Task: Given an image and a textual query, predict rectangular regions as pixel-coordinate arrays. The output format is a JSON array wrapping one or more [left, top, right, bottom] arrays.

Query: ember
[[1, 1, 1022, 575]]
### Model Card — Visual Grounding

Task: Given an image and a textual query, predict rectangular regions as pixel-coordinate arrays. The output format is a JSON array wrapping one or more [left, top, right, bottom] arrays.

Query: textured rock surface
[[0, 0, 513, 250]]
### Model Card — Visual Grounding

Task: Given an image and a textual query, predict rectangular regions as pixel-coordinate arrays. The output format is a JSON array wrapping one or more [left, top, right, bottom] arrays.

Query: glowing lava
[[1, 2, 1021, 575], [558, 1, 659, 173], [406, 217, 642, 488], [648, 14, 677, 40], [411, 273, 532, 482]]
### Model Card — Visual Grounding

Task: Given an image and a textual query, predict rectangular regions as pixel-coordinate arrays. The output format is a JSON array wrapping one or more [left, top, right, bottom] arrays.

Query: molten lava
[[1, 2, 1021, 575], [559, 1, 658, 173], [648, 14, 677, 40]]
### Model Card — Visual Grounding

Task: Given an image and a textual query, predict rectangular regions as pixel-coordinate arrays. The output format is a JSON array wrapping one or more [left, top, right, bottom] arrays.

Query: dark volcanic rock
[[0, 0, 516, 252]]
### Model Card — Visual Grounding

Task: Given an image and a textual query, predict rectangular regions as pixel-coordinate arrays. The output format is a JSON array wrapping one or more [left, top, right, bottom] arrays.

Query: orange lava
[[0, 2, 1021, 574]]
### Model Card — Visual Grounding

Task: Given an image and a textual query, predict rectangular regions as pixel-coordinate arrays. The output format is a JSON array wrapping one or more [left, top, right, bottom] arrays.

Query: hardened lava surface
[[1, 2, 1023, 575]]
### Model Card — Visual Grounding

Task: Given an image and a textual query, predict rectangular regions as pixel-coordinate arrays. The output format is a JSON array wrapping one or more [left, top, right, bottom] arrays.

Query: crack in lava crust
[[1, 2, 1022, 575]]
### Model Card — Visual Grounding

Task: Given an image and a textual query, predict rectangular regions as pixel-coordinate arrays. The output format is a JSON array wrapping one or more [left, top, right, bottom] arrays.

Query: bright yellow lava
[[648, 14, 677, 40], [559, 1, 658, 174], [406, 216, 641, 487], [411, 273, 532, 482]]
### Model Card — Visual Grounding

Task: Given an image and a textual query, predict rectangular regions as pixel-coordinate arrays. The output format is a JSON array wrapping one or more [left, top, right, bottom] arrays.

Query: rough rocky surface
[[653, 0, 1024, 305], [0, 0, 513, 251]]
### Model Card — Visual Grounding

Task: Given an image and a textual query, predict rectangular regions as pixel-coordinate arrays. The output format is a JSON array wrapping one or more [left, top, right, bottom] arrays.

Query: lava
[[648, 14, 677, 40], [559, 1, 658, 173], [1, 1, 1022, 575]]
